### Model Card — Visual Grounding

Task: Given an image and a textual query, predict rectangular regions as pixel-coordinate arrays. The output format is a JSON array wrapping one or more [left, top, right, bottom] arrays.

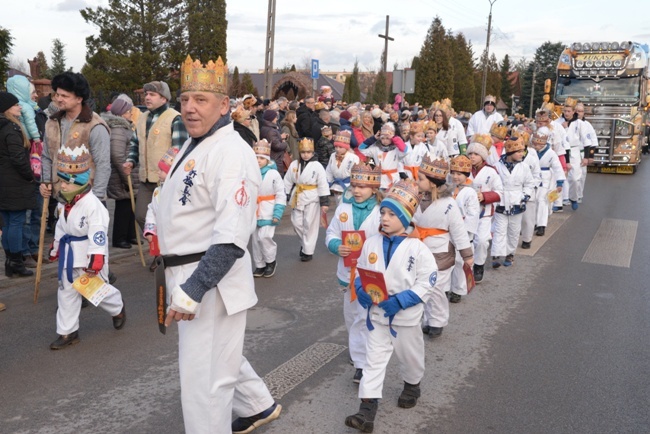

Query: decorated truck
[[554, 41, 650, 174]]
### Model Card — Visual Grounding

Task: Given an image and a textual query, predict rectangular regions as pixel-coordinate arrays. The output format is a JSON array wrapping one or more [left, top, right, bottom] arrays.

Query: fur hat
[[466, 143, 489, 161], [51, 72, 91, 104], [0, 92, 19, 113], [371, 108, 383, 119], [380, 180, 420, 229], [143, 81, 172, 101]]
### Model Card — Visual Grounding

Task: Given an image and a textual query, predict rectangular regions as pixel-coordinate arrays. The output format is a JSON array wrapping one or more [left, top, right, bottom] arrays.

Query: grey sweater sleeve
[[90, 125, 111, 199], [180, 244, 245, 303]]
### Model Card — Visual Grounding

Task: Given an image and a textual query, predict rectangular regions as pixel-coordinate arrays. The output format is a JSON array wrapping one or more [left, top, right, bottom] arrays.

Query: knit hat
[[350, 162, 381, 188], [380, 180, 420, 229], [254, 139, 272, 160], [333, 130, 351, 149], [143, 81, 172, 101], [263, 109, 278, 122], [466, 143, 489, 161], [340, 110, 352, 121], [371, 108, 383, 119], [400, 110, 411, 121], [380, 122, 396, 138], [419, 155, 449, 180], [57, 145, 92, 186], [110, 94, 134, 116], [158, 147, 180, 174], [0, 92, 19, 113], [450, 155, 472, 175]]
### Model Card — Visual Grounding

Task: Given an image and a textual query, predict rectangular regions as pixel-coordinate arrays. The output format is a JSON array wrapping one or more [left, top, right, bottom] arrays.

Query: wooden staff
[[34, 186, 50, 304], [127, 174, 146, 267]]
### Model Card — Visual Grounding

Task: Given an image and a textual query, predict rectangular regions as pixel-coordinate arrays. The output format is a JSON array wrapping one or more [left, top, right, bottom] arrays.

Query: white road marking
[[582, 218, 637, 268]]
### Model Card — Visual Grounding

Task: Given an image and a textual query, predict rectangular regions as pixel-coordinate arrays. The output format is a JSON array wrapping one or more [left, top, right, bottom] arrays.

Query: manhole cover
[[247, 307, 296, 330]]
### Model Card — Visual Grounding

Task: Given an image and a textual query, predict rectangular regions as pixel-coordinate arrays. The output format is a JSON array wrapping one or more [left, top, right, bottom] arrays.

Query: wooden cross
[[378, 15, 394, 73]]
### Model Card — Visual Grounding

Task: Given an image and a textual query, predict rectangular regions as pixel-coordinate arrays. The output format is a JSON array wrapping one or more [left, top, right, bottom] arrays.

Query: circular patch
[[429, 271, 438, 287], [72, 132, 80, 139], [93, 231, 107, 246], [79, 275, 89, 285], [153, 128, 160, 135], [368, 252, 378, 264], [339, 212, 348, 223], [184, 159, 195, 172], [366, 284, 384, 304]]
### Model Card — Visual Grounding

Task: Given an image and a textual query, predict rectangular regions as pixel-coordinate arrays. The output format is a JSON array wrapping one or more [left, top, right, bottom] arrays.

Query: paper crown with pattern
[[383, 180, 420, 220], [489, 121, 509, 140], [254, 139, 271, 159], [470, 133, 493, 151], [450, 155, 472, 174], [381, 122, 397, 136], [511, 128, 531, 146], [231, 105, 250, 123], [350, 162, 381, 188], [410, 121, 425, 134], [57, 144, 91, 175], [564, 97, 578, 108], [299, 138, 314, 152], [504, 136, 525, 153], [531, 131, 549, 145], [333, 130, 351, 149], [181, 55, 228, 94], [484, 95, 497, 104], [158, 147, 180, 174], [314, 101, 326, 111], [419, 155, 449, 180], [425, 120, 437, 131]]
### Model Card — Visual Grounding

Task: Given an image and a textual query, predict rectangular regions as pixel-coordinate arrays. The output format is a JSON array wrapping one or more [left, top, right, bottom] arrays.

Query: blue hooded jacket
[[6, 75, 40, 140]]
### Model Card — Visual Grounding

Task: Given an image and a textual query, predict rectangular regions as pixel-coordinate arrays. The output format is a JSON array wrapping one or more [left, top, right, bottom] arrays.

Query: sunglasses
[[484, 102, 496, 107]]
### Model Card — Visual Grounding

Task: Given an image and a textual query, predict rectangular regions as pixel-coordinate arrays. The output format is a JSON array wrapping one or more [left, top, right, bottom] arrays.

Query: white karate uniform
[[554, 116, 590, 202], [51, 191, 123, 335], [450, 183, 480, 296], [535, 145, 565, 229], [469, 164, 503, 266], [156, 122, 274, 434], [520, 148, 542, 244], [359, 144, 407, 190], [427, 138, 450, 161], [402, 142, 430, 179], [325, 200, 381, 369], [492, 158, 535, 257], [467, 109, 504, 139], [284, 158, 330, 255], [578, 119, 597, 200], [326, 151, 360, 194], [412, 195, 471, 327], [355, 234, 437, 399], [252, 165, 286, 268], [447, 117, 469, 156]]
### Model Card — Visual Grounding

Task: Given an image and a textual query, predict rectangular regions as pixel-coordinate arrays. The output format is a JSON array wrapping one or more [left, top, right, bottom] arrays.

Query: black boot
[[3, 249, 10, 277], [473, 264, 484, 283], [345, 399, 378, 433], [397, 381, 421, 408], [536, 226, 545, 236], [9, 253, 33, 277]]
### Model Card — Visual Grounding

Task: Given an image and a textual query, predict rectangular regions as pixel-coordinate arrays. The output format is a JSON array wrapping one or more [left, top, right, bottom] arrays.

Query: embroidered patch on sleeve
[[93, 231, 107, 246], [235, 180, 251, 208], [429, 271, 438, 287]]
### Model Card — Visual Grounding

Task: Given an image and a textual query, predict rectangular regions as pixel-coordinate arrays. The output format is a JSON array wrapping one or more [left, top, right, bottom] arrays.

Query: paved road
[[1, 162, 648, 434]]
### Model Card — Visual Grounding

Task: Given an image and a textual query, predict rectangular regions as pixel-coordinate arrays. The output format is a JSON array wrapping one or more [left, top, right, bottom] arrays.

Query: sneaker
[[300, 254, 313, 262], [521, 241, 531, 249], [492, 257, 501, 269], [353, 368, 363, 384], [421, 325, 430, 335], [427, 326, 443, 339], [50, 331, 80, 350], [473, 264, 484, 283], [571, 200, 579, 210], [535, 226, 546, 236], [253, 267, 265, 278], [552, 206, 563, 213], [503, 254, 514, 267], [232, 403, 282, 434], [263, 261, 276, 278], [562, 199, 571, 206], [578, 197, 583, 204], [448, 292, 461, 303]]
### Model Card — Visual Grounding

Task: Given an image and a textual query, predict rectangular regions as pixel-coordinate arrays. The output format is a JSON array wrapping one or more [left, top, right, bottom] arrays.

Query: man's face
[[563, 106, 574, 120], [145, 91, 167, 111], [279, 99, 288, 110], [484, 101, 495, 114], [305, 98, 315, 111], [54, 89, 82, 112], [181, 91, 229, 138], [575, 105, 585, 120]]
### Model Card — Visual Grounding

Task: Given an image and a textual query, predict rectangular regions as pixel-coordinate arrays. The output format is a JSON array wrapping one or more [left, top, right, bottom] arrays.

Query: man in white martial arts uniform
[[574, 103, 597, 203], [158, 55, 280, 434], [466, 95, 504, 141]]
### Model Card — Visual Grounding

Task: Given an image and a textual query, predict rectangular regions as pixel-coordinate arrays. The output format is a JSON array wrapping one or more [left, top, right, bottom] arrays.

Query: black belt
[[161, 252, 206, 268]]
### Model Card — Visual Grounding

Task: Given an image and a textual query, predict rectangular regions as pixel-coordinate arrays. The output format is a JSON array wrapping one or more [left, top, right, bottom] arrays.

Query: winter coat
[[234, 120, 257, 148], [280, 120, 299, 161], [6, 75, 40, 141], [310, 117, 331, 143], [315, 136, 335, 168], [260, 119, 288, 174], [101, 113, 140, 201], [0, 115, 37, 211], [296, 104, 315, 138]]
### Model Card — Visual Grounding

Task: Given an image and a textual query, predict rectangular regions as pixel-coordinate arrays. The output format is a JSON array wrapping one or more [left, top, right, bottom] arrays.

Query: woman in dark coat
[[232, 106, 257, 148], [260, 109, 289, 176], [0, 92, 36, 277]]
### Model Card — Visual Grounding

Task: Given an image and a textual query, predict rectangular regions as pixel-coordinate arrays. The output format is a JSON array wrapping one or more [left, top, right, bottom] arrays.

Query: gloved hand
[[355, 277, 373, 308], [378, 295, 401, 317], [522, 194, 530, 203], [379, 289, 423, 317], [85, 254, 104, 275], [399, 172, 409, 180], [49, 242, 58, 262]]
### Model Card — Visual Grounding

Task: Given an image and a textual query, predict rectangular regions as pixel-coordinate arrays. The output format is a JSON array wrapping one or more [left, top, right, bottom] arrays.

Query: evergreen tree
[[449, 33, 476, 112], [343, 60, 361, 103], [474, 51, 501, 108], [36, 51, 50, 79], [342, 75, 351, 103], [241, 72, 258, 95], [0, 27, 14, 90], [229, 66, 241, 97], [500, 54, 513, 111], [50, 39, 67, 76], [414, 17, 454, 105], [290, 64, 296, 72], [187, 0, 227, 63], [520, 42, 564, 116], [370, 70, 388, 104]]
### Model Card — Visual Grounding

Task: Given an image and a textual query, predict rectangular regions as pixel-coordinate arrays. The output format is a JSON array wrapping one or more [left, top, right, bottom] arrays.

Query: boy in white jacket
[[326, 130, 359, 203], [402, 121, 430, 180]]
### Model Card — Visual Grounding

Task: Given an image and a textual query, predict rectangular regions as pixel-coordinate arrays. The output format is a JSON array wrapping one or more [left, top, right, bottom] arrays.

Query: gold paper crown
[[385, 180, 420, 217], [314, 101, 326, 111], [450, 155, 472, 174], [430, 101, 440, 111], [253, 139, 271, 158], [531, 131, 549, 145], [299, 138, 314, 152], [441, 98, 453, 109], [333, 130, 351, 146], [490, 121, 509, 140], [231, 106, 250, 123], [484, 95, 497, 104], [504, 136, 525, 153], [564, 97, 578, 108], [425, 120, 437, 131], [350, 163, 381, 188], [511, 128, 531, 146], [471, 133, 493, 151], [181, 55, 228, 94], [420, 155, 449, 180], [410, 121, 425, 135], [57, 145, 91, 174]]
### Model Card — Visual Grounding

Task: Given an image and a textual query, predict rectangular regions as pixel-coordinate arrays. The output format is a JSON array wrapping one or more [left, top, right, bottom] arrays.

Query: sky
[[3, 0, 650, 76]]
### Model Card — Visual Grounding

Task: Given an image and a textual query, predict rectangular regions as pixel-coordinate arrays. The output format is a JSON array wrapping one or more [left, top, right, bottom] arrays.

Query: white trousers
[[473, 216, 493, 266], [359, 324, 425, 399], [451, 246, 474, 296], [577, 165, 587, 199], [564, 148, 581, 202], [535, 185, 552, 228], [56, 267, 123, 335], [423, 266, 451, 328], [177, 287, 274, 434], [491, 212, 523, 257], [291, 201, 320, 255], [520, 195, 537, 243], [342, 287, 369, 369], [252, 225, 278, 268]]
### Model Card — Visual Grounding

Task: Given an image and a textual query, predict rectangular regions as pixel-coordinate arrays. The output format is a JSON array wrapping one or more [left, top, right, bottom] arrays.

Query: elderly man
[[466, 95, 504, 140], [159, 55, 280, 434], [123, 81, 187, 230]]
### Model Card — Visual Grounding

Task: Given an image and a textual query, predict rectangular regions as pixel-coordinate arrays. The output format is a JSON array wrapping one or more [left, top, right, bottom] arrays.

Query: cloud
[[54, 0, 89, 11]]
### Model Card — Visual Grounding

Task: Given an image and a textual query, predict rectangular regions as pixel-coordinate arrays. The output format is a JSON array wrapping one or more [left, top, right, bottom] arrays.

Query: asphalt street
[[1, 160, 649, 434]]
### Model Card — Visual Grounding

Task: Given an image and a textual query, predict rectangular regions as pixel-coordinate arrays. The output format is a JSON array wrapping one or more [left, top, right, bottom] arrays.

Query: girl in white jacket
[[326, 130, 359, 203]]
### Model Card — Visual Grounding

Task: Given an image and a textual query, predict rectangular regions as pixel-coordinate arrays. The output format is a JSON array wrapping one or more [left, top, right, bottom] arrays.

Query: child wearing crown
[[486, 121, 509, 166], [326, 130, 360, 203], [251, 139, 286, 278], [425, 120, 449, 162], [491, 137, 535, 268], [345, 180, 437, 434], [325, 162, 382, 385], [48, 145, 126, 350], [402, 121, 431, 180], [412, 157, 473, 337], [358, 122, 408, 191], [513, 129, 541, 250], [284, 138, 330, 262]]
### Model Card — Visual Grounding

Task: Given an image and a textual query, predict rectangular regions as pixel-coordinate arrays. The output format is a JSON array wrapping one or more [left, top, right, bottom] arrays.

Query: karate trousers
[[520, 192, 538, 243], [491, 212, 523, 257], [451, 243, 474, 296], [423, 266, 451, 328], [473, 216, 493, 266], [252, 225, 278, 268], [562, 147, 581, 203], [342, 286, 369, 369], [536, 184, 553, 229], [291, 201, 320, 255]]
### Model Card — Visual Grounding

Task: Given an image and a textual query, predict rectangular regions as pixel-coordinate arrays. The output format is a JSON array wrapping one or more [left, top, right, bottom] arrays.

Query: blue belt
[[329, 177, 350, 190], [58, 234, 88, 282], [540, 167, 551, 171]]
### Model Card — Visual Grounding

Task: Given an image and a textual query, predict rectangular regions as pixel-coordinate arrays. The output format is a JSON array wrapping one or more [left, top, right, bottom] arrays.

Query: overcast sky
[[3, 0, 650, 75]]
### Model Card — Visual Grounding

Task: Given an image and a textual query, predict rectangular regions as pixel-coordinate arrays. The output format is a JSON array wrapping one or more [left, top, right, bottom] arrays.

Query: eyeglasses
[[434, 114, 443, 117]]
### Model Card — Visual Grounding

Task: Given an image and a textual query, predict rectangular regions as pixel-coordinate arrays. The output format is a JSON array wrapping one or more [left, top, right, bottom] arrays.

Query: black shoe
[[521, 241, 531, 249], [353, 368, 363, 384], [50, 331, 80, 350], [112, 241, 132, 249], [232, 403, 282, 434], [149, 259, 158, 272], [536, 226, 545, 236], [112, 304, 126, 330], [8, 253, 33, 277], [428, 326, 443, 339], [23, 255, 37, 268], [129, 238, 143, 245], [504, 254, 514, 267], [422, 325, 430, 335], [345, 399, 378, 433], [473, 264, 484, 283], [263, 261, 276, 277], [492, 256, 501, 269], [449, 292, 462, 303], [253, 267, 265, 278], [299, 247, 306, 258], [397, 381, 421, 408], [108, 271, 117, 285], [300, 254, 313, 262]]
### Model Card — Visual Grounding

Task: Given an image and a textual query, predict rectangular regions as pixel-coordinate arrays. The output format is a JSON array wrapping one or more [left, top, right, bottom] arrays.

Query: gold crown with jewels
[[511, 128, 531, 146], [471, 133, 493, 151], [350, 163, 381, 188], [490, 121, 509, 140], [450, 155, 472, 174], [504, 136, 525, 153], [181, 55, 228, 94], [420, 155, 449, 180], [299, 138, 314, 152]]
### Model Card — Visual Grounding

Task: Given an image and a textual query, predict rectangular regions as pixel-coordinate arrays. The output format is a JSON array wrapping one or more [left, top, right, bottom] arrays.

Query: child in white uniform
[[345, 180, 437, 434], [402, 121, 430, 180], [425, 120, 449, 162], [530, 128, 565, 237], [358, 122, 408, 191], [284, 138, 330, 261], [49, 145, 125, 350], [325, 163, 382, 384], [326, 130, 360, 203]]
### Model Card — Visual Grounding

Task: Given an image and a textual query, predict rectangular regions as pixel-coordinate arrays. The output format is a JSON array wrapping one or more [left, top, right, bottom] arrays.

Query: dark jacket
[[338, 118, 358, 149], [102, 113, 140, 201], [296, 104, 315, 138], [0, 115, 37, 211], [310, 117, 331, 143], [316, 136, 335, 168], [234, 121, 257, 148], [260, 119, 288, 174]]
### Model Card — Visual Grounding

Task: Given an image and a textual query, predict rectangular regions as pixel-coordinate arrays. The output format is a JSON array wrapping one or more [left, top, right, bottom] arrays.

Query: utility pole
[[378, 15, 394, 73], [263, 0, 276, 99], [481, 0, 497, 103], [529, 65, 538, 118]]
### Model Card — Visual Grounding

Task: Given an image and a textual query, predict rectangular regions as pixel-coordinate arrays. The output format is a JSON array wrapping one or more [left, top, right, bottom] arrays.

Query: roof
[[236, 72, 346, 101]]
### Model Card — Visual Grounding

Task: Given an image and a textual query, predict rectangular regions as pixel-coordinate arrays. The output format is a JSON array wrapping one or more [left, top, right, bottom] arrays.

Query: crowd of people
[[0, 63, 597, 432]]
